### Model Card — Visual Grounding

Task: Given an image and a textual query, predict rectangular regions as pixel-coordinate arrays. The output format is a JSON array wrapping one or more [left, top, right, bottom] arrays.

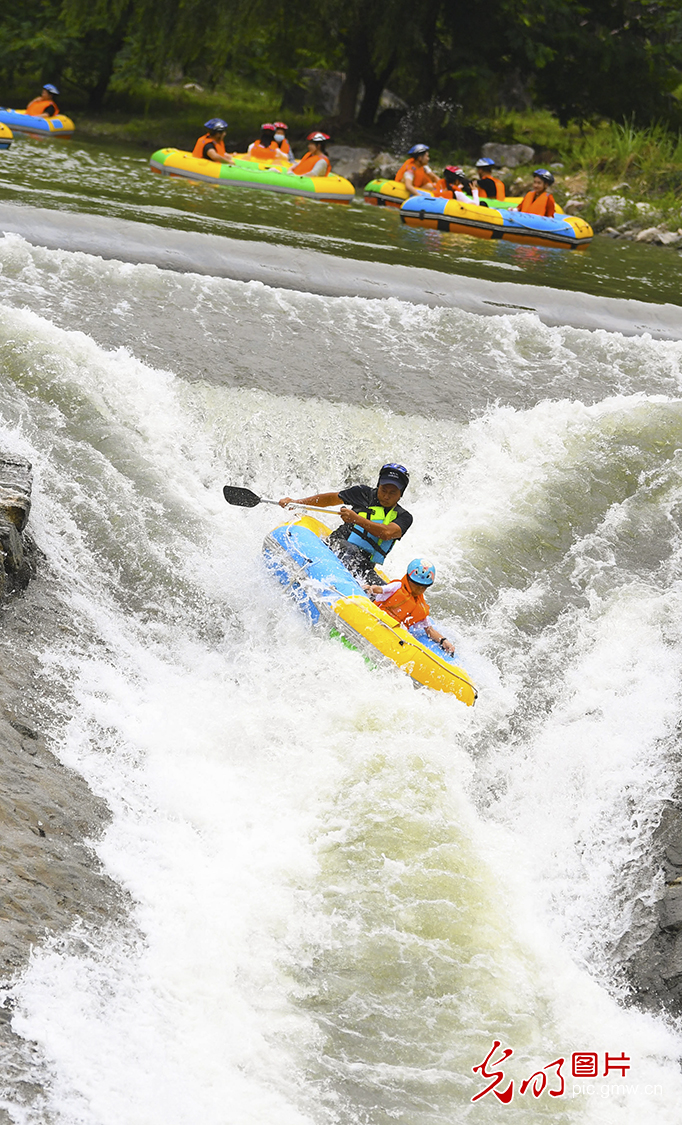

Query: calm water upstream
[[0, 129, 682, 1124], [2, 134, 682, 304]]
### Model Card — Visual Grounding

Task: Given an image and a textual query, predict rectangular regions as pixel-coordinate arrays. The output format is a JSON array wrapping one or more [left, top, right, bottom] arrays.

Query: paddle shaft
[[261, 498, 342, 515]]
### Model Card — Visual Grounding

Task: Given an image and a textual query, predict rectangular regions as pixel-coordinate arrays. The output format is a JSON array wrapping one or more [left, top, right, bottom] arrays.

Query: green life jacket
[[347, 503, 398, 565]]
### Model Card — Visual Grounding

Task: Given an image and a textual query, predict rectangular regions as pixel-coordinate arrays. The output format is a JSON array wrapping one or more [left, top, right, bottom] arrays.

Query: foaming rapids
[[0, 301, 682, 1123]]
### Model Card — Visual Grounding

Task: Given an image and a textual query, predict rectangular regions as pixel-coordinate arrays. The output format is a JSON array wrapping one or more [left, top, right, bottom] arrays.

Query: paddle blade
[[223, 485, 261, 508]]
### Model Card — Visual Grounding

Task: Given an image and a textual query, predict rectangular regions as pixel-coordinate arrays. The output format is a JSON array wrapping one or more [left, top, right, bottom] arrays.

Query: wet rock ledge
[[0, 457, 123, 1118], [0, 457, 37, 601]]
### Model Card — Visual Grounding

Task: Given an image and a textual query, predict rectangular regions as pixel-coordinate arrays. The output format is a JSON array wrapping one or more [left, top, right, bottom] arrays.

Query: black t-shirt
[[338, 485, 413, 537], [202, 141, 217, 160]]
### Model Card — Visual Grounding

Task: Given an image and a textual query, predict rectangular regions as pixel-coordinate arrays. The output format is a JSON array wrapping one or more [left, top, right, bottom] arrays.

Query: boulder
[[636, 201, 658, 217], [482, 143, 535, 168], [0, 457, 36, 596], [635, 227, 682, 246], [368, 151, 400, 180], [595, 194, 627, 219], [327, 146, 374, 187], [658, 885, 682, 931], [564, 197, 587, 214], [0, 457, 32, 531]]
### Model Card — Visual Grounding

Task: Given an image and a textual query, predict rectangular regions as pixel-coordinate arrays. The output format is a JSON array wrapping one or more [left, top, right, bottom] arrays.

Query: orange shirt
[[27, 96, 59, 116], [192, 134, 226, 160], [292, 151, 331, 177], [432, 178, 454, 199], [395, 158, 435, 189], [376, 575, 430, 630], [519, 189, 555, 217], [248, 140, 285, 161]]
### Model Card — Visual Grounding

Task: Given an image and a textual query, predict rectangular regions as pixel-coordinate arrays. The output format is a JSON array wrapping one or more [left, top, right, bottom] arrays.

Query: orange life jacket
[[395, 158, 434, 189], [519, 189, 555, 217], [248, 140, 284, 161], [378, 575, 430, 630], [292, 150, 331, 177], [26, 96, 59, 116], [479, 175, 506, 200], [432, 178, 454, 199], [278, 138, 292, 158], [192, 134, 226, 160]]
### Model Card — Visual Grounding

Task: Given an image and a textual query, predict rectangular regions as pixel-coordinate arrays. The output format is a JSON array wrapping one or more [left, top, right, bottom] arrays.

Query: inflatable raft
[[0, 109, 74, 135], [0, 123, 11, 149], [400, 194, 592, 249], [150, 148, 355, 202], [263, 514, 477, 705]]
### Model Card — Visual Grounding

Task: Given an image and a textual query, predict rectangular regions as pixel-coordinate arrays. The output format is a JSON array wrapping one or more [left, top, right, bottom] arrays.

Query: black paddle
[[223, 485, 340, 514]]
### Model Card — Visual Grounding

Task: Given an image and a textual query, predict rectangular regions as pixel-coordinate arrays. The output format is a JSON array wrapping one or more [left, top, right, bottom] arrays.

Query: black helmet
[[377, 463, 409, 492], [533, 168, 555, 186]]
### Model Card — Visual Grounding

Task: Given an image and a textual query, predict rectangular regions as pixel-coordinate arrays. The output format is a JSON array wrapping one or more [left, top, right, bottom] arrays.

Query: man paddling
[[279, 462, 413, 584]]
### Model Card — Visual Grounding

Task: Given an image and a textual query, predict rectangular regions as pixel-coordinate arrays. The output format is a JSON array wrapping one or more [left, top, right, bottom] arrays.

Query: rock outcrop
[[0, 457, 124, 1113], [626, 803, 682, 1015], [0, 458, 37, 600], [482, 142, 535, 168]]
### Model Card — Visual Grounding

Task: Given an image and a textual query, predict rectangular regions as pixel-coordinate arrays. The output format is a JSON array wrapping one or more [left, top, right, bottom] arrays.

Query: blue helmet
[[43, 83, 59, 95], [475, 157, 496, 168], [407, 558, 435, 587], [407, 143, 429, 156], [204, 118, 228, 131], [533, 168, 555, 185], [378, 463, 409, 492]]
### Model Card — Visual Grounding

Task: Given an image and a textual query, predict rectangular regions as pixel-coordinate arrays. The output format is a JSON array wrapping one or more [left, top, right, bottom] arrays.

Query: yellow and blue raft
[[263, 514, 477, 705], [400, 193, 592, 249], [0, 108, 74, 135]]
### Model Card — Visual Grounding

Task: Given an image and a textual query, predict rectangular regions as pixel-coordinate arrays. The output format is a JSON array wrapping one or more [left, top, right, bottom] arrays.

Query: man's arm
[[279, 491, 341, 508], [338, 509, 403, 539]]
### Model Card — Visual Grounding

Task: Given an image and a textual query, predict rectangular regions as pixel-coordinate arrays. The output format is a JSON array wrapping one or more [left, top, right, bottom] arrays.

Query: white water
[[1, 252, 682, 1122]]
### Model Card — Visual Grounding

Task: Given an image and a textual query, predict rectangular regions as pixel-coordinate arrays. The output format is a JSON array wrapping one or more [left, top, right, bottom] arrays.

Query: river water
[[1, 133, 682, 1123]]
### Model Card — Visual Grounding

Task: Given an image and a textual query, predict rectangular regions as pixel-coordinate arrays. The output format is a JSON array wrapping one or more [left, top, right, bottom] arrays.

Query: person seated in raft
[[289, 132, 332, 177], [515, 169, 556, 217], [192, 119, 235, 165], [272, 121, 293, 160], [366, 558, 456, 656], [279, 462, 412, 584], [474, 157, 506, 200], [26, 83, 60, 116], [433, 166, 481, 204], [395, 144, 438, 196], [247, 123, 288, 162]]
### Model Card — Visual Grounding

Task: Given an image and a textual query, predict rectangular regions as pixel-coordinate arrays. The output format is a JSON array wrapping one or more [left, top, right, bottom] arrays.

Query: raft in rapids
[[150, 148, 355, 202], [263, 514, 477, 705], [0, 108, 75, 135], [399, 193, 592, 249]]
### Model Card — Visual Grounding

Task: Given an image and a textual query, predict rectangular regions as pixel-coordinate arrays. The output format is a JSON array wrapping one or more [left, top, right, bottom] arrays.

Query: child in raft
[[365, 558, 456, 655], [433, 166, 481, 205], [515, 169, 556, 217], [474, 157, 506, 199], [248, 123, 288, 161], [289, 132, 332, 177], [272, 122, 293, 159], [192, 119, 235, 165]]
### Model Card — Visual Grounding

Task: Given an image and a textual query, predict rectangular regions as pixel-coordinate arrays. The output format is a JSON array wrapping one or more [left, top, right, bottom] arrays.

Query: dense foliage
[[1, 0, 681, 126]]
